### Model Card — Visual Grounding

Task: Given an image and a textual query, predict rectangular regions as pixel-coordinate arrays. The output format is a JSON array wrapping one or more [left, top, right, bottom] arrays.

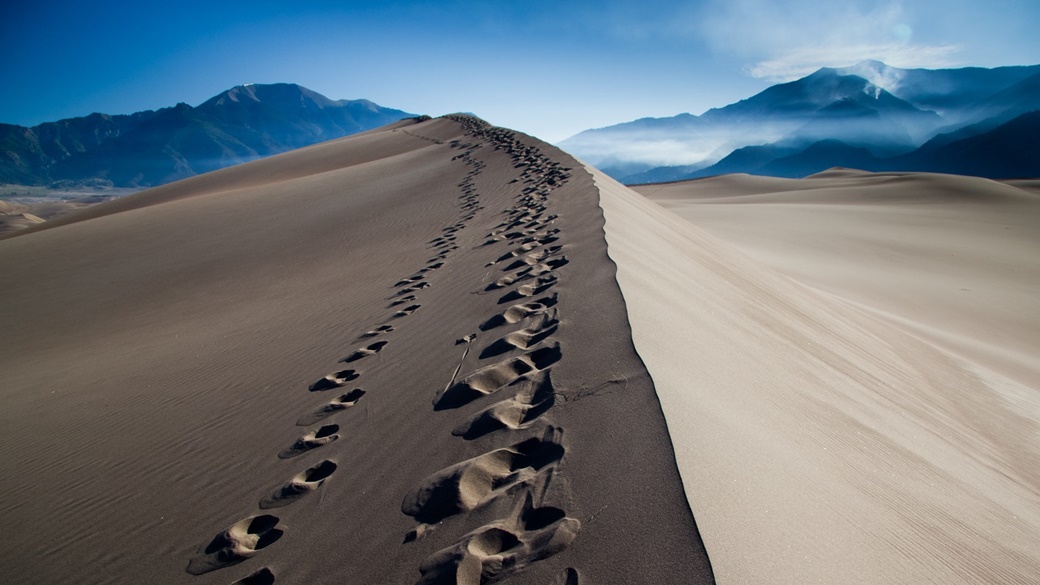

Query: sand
[[3, 114, 1038, 585], [634, 170, 1040, 389], [0, 116, 712, 584], [604, 170, 1040, 583]]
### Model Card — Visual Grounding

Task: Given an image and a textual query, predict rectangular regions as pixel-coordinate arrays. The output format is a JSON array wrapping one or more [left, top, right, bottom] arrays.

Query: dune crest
[[0, 115, 712, 583]]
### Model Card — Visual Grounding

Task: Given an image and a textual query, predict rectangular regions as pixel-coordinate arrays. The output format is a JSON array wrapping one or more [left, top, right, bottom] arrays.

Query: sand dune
[[3, 115, 1037, 584], [0, 116, 711, 584], [633, 170, 1040, 389], [614, 170, 1040, 583]]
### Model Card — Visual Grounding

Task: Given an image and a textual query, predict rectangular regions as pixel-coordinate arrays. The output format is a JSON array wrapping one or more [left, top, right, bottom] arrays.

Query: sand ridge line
[[400, 116, 582, 584]]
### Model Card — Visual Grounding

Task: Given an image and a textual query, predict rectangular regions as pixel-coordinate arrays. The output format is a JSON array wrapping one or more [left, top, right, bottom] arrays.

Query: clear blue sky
[[3, 0, 1038, 142]]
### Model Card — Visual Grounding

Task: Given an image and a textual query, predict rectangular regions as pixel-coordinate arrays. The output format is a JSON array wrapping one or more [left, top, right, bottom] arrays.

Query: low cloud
[[748, 43, 962, 82], [698, 0, 963, 80]]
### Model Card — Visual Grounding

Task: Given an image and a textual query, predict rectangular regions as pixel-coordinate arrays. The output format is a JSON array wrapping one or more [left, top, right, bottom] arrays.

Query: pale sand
[[598, 168, 1040, 583], [634, 170, 1040, 389], [0, 117, 712, 584]]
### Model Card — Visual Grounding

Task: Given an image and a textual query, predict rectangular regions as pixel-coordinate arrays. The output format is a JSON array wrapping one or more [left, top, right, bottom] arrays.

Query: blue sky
[[3, 0, 1038, 142]]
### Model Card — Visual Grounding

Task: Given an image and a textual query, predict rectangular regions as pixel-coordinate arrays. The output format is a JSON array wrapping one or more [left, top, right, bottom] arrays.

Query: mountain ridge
[[0, 83, 416, 188], [559, 62, 1040, 182]]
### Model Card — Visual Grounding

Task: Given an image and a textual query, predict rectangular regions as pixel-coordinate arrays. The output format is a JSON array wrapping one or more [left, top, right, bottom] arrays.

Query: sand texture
[[5, 114, 1038, 584], [0, 117, 713, 584], [601, 169, 1040, 583]]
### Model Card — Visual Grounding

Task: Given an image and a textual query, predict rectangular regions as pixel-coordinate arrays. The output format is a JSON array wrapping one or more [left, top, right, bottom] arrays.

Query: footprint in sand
[[309, 369, 359, 392], [402, 427, 565, 524], [555, 568, 581, 585], [342, 340, 388, 363], [497, 275, 558, 304], [186, 515, 283, 575], [393, 304, 421, 318], [480, 294, 558, 331], [260, 460, 337, 509], [360, 325, 394, 339], [414, 491, 579, 585], [394, 275, 425, 287], [501, 246, 563, 272], [479, 311, 559, 359], [231, 567, 275, 585], [434, 343, 561, 410], [486, 258, 565, 291], [296, 389, 365, 426], [390, 295, 416, 307], [396, 282, 431, 296], [453, 370, 556, 440], [279, 424, 340, 458]]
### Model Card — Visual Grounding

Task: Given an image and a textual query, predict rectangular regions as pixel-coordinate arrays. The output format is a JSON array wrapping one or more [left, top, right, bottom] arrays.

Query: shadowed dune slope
[[601, 169, 1040, 584], [0, 116, 713, 584]]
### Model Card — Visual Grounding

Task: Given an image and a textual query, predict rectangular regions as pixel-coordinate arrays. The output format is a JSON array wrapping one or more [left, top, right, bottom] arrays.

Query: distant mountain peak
[[838, 60, 905, 95], [0, 84, 416, 187]]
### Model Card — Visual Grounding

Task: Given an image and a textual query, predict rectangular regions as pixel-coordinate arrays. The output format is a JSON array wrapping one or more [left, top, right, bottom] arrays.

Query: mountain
[[880, 110, 1040, 178], [0, 84, 416, 187], [563, 62, 1040, 183]]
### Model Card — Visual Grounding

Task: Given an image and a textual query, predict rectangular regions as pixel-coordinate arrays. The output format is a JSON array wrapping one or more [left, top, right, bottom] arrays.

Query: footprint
[[260, 460, 337, 509], [479, 311, 559, 359], [485, 274, 518, 291], [555, 568, 580, 585], [486, 257, 565, 291], [186, 515, 283, 575], [231, 567, 275, 585], [498, 275, 558, 304], [309, 369, 359, 392], [480, 294, 558, 331], [527, 256, 568, 276], [360, 325, 393, 339], [279, 424, 340, 459], [501, 246, 562, 272], [390, 295, 417, 307], [297, 389, 365, 426], [394, 275, 425, 287], [402, 427, 565, 524], [393, 304, 421, 318], [435, 343, 561, 410], [414, 490, 579, 585], [343, 340, 388, 363], [453, 370, 556, 440], [396, 282, 431, 296]]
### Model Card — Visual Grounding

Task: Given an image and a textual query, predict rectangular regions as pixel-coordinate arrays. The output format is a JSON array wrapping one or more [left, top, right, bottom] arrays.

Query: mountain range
[[0, 84, 415, 188], [560, 61, 1040, 183]]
